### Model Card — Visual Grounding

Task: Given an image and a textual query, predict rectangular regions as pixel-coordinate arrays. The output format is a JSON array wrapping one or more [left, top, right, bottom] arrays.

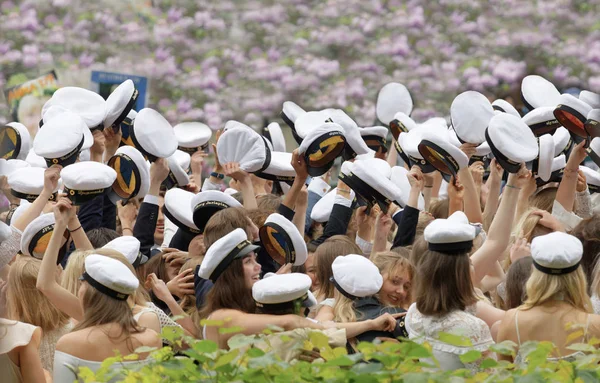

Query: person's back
[[0, 318, 48, 383]]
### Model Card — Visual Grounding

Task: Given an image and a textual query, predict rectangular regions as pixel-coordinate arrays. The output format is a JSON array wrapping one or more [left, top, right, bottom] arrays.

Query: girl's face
[[305, 254, 318, 290], [243, 252, 262, 289], [379, 268, 411, 309]]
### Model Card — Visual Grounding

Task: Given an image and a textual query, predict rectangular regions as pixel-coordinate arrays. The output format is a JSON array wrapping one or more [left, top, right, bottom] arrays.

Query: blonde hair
[[7, 258, 69, 332], [332, 291, 357, 323], [61, 249, 94, 295], [371, 250, 414, 306], [528, 187, 557, 213], [522, 267, 592, 312]]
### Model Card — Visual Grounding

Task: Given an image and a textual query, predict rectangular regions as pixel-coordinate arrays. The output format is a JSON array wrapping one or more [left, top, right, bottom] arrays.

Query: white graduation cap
[[554, 94, 592, 140], [521, 75, 561, 110], [83, 254, 139, 300], [106, 145, 150, 204], [579, 90, 600, 109], [8, 167, 57, 203], [162, 188, 200, 235], [1, 122, 30, 160], [553, 127, 573, 158], [60, 162, 117, 205], [331, 254, 383, 299], [298, 122, 346, 177], [21, 213, 69, 263], [104, 79, 139, 132], [280, 101, 306, 144], [492, 99, 520, 118], [190, 190, 242, 233], [33, 110, 85, 167], [450, 90, 495, 145], [327, 109, 370, 160], [584, 109, 600, 141], [44, 87, 107, 131], [259, 213, 308, 266], [254, 151, 296, 184], [102, 236, 147, 267], [25, 148, 47, 168], [173, 122, 212, 154], [418, 129, 469, 182], [531, 232, 582, 275], [424, 211, 476, 254], [42, 105, 93, 152], [164, 150, 191, 189], [263, 122, 286, 152], [522, 107, 562, 137], [486, 113, 538, 173], [389, 112, 418, 141], [130, 108, 178, 161], [376, 82, 413, 125], [217, 124, 271, 173], [360, 126, 388, 154], [533, 134, 555, 182], [252, 273, 316, 312]]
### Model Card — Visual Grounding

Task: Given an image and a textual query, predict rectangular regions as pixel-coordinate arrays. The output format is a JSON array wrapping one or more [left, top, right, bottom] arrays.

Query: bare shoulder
[[209, 309, 244, 322], [134, 328, 162, 349], [586, 313, 600, 332], [55, 329, 92, 355]]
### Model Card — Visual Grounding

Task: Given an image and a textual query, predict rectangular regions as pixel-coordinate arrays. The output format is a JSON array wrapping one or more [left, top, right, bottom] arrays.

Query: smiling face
[[154, 195, 165, 245], [379, 267, 412, 309], [242, 251, 262, 289]]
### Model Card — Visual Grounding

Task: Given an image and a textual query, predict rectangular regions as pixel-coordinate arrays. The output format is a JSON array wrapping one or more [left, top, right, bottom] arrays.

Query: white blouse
[[405, 303, 495, 373], [53, 351, 151, 383]]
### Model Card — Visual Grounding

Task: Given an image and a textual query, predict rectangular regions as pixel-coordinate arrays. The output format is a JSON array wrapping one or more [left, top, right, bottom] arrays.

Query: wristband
[[210, 172, 225, 180], [505, 184, 521, 190], [122, 227, 133, 232], [69, 225, 82, 233]]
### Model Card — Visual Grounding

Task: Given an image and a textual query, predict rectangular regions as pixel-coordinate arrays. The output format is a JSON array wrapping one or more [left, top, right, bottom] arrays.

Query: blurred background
[[1, 0, 599, 142]]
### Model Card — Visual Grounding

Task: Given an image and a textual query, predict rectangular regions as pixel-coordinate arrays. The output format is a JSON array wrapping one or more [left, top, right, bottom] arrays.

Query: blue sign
[[90, 71, 148, 111]]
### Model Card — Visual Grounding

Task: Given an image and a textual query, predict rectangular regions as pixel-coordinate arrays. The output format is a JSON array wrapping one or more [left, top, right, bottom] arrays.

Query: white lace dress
[[405, 303, 495, 373]]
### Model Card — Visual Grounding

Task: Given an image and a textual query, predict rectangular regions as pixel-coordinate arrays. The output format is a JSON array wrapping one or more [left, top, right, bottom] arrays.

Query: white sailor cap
[[450, 91, 495, 145], [0, 158, 30, 178], [293, 110, 331, 141], [389, 112, 418, 142], [82, 254, 139, 300], [298, 122, 346, 177], [259, 213, 308, 266], [447, 128, 491, 166], [5, 200, 31, 227], [252, 273, 316, 312], [580, 166, 600, 194], [104, 80, 139, 132], [33, 110, 85, 167], [8, 167, 58, 203], [130, 108, 178, 161], [107, 146, 150, 204], [255, 151, 296, 184], [20, 213, 70, 263], [398, 125, 447, 173], [522, 107, 562, 137], [280, 101, 307, 144], [44, 87, 107, 131], [418, 129, 469, 181], [424, 211, 476, 254], [326, 109, 371, 161], [360, 126, 388, 153], [1, 122, 30, 160], [217, 124, 271, 173], [224, 188, 238, 196], [587, 137, 600, 169], [25, 149, 47, 168], [521, 75, 561, 110], [376, 82, 413, 125], [119, 109, 137, 148], [537, 154, 567, 187], [390, 166, 425, 210], [199, 228, 260, 282], [164, 150, 191, 189], [531, 232, 582, 275], [580, 91, 600, 109], [553, 127, 574, 158], [554, 94, 592, 139], [584, 109, 600, 140], [102, 236, 147, 268], [0, 220, 11, 244], [263, 122, 286, 152], [533, 134, 555, 182], [340, 158, 402, 213], [486, 113, 538, 173], [42, 105, 94, 152], [173, 122, 212, 154], [492, 99, 521, 118], [331, 254, 383, 299], [60, 162, 117, 205], [190, 190, 242, 233], [162, 188, 200, 235], [310, 188, 337, 223]]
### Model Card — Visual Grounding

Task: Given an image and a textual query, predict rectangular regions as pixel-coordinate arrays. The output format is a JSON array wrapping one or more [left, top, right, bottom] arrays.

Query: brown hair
[[428, 198, 449, 219], [371, 250, 415, 306], [571, 215, 600, 291], [256, 194, 281, 213], [414, 250, 477, 316], [313, 235, 362, 300], [416, 212, 434, 238], [504, 256, 533, 309], [203, 207, 251, 249], [409, 236, 429, 268], [7, 258, 70, 332], [528, 187, 557, 213], [198, 257, 255, 320], [86, 228, 120, 248], [179, 257, 204, 313], [247, 209, 271, 229]]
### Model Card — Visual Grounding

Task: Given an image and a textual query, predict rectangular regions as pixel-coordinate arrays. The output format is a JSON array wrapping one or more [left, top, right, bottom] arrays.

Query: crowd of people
[[1, 75, 600, 382]]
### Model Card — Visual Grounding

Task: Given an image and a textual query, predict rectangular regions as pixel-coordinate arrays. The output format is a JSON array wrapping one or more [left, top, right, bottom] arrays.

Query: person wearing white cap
[[197, 228, 322, 349], [102, 236, 147, 268], [33, 110, 86, 167], [52, 254, 161, 382], [497, 232, 600, 363], [191, 190, 242, 233], [103, 79, 139, 132]]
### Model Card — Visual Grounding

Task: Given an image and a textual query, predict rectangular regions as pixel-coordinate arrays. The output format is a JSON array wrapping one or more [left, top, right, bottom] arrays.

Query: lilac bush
[[1, 0, 598, 127]]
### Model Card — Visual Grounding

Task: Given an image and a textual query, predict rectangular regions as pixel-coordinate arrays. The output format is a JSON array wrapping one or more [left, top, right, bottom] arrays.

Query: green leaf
[[480, 358, 498, 369], [219, 326, 245, 334], [309, 331, 330, 349], [194, 340, 218, 354], [134, 346, 158, 354], [459, 350, 482, 364], [246, 348, 266, 358], [437, 332, 473, 347], [490, 340, 518, 356], [325, 355, 355, 366], [405, 343, 433, 359], [567, 343, 597, 353], [214, 349, 239, 369]]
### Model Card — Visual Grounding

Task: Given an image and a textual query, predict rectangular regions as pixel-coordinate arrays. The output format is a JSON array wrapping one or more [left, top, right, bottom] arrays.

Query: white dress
[[53, 351, 151, 383], [405, 303, 495, 373]]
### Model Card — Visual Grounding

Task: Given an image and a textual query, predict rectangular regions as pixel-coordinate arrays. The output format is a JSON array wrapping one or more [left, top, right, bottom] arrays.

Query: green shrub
[[78, 325, 600, 383]]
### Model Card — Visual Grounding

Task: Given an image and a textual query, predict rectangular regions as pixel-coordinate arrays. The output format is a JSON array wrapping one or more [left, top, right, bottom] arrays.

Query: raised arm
[[284, 150, 310, 233], [471, 165, 530, 284], [483, 159, 503, 231], [13, 166, 61, 233], [556, 141, 587, 213], [224, 162, 257, 210], [457, 144, 483, 224], [36, 196, 84, 321]]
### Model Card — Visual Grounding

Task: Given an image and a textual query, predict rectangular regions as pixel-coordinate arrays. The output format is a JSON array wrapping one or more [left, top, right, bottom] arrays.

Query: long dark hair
[[505, 257, 533, 309], [198, 256, 255, 319]]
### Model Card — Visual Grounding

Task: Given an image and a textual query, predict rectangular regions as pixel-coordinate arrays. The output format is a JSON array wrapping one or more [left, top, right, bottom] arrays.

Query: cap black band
[[162, 170, 186, 190], [0, 125, 22, 160], [280, 110, 296, 131], [209, 240, 254, 282], [527, 119, 561, 136], [362, 135, 388, 153], [428, 240, 473, 254], [532, 259, 580, 275], [253, 170, 296, 185], [5, 206, 17, 225], [330, 277, 359, 300], [554, 104, 587, 138], [407, 153, 437, 174], [161, 205, 201, 236], [389, 119, 410, 141], [109, 89, 139, 133], [254, 137, 273, 175], [492, 105, 505, 113], [192, 200, 230, 233], [338, 171, 394, 213], [263, 127, 273, 145], [394, 141, 411, 165], [82, 272, 130, 300], [11, 190, 57, 203], [485, 129, 522, 173], [418, 140, 460, 178], [255, 293, 309, 313], [178, 141, 209, 155], [64, 186, 107, 205], [108, 153, 142, 203], [259, 222, 296, 265], [588, 183, 600, 194], [132, 252, 144, 268], [29, 224, 70, 264], [44, 136, 85, 168], [304, 131, 346, 177]]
